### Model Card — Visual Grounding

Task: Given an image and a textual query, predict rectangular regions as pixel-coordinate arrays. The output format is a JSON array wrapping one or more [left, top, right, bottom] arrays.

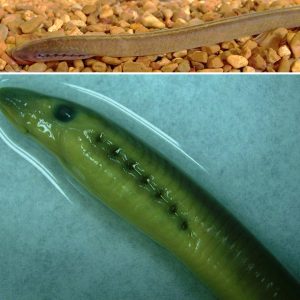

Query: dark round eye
[[54, 105, 75, 122]]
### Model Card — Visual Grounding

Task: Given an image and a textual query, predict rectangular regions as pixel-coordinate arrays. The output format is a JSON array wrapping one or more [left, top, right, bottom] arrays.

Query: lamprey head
[[0, 87, 92, 155]]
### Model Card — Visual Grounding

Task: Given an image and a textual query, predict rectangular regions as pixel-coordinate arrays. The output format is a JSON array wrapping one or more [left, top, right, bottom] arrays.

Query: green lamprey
[[0, 88, 299, 300]]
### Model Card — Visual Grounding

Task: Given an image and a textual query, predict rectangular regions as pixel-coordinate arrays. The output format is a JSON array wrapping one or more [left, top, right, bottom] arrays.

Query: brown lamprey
[[12, 6, 300, 62]]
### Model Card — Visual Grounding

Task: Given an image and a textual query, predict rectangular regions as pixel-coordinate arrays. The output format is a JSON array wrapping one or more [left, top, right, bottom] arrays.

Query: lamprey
[[12, 6, 300, 62], [0, 88, 299, 299]]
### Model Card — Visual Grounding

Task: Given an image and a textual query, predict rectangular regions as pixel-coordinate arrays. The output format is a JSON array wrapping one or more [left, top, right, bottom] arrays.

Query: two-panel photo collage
[[0, 0, 299, 299]]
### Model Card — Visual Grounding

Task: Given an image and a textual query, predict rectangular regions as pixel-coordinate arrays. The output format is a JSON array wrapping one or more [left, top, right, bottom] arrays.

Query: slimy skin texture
[[12, 6, 300, 62], [0, 88, 299, 299]]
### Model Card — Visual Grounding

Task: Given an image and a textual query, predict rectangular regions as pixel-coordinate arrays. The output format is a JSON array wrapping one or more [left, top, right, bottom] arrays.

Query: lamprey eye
[[54, 104, 75, 122]]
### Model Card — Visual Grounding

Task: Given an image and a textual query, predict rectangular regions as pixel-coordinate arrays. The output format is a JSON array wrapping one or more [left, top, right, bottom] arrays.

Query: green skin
[[0, 88, 299, 300]]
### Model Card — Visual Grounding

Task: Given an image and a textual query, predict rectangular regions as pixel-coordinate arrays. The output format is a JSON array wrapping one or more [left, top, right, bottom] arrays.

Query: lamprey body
[[12, 6, 300, 62], [0, 88, 299, 299]]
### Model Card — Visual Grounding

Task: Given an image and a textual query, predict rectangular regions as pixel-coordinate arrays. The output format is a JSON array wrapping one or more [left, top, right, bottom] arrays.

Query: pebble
[[123, 61, 151, 72], [56, 61, 68, 72], [27, 62, 47, 72], [161, 63, 178, 72], [290, 32, 300, 58], [177, 60, 190, 72], [248, 54, 266, 71], [92, 61, 107, 72], [265, 48, 281, 64], [278, 57, 291, 72], [243, 66, 255, 72], [82, 5, 97, 15], [0, 24, 9, 41], [141, 13, 165, 29], [227, 55, 248, 68], [207, 55, 224, 68], [198, 68, 223, 72], [20, 16, 45, 34], [0, 58, 7, 70], [102, 56, 122, 65], [278, 45, 291, 57], [291, 59, 300, 72], [188, 51, 208, 63], [48, 18, 63, 32]]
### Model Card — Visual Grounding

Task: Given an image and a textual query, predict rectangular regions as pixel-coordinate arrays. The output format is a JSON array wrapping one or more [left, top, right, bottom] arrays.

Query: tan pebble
[[136, 56, 151, 67], [256, 28, 287, 50], [198, 68, 223, 73], [142, 13, 165, 29], [202, 45, 220, 55], [48, 18, 64, 32], [188, 18, 204, 26], [173, 18, 187, 28], [118, 20, 130, 28], [243, 39, 257, 50], [82, 67, 93, 72], [82, 4, 97, 15], [61, 14, 71, 24], [92, 61, 107, 72], [66, 26, 83, 36], [155, 57, 171, 67], [120, 56, 136, 62], [0, 24, 8, 41], [287, 32, 296, 45], [221, 40, 238, 50], [177, 60, 190, 72], [201, 12, 221, 22], [127, 29, 134, 34], [173, 50, 187, 58], [69, 20, 86, 28], [0, 58, 7, 71], [223, 64, 232, 72], [227, 55, 248, 68], [237, 36, 251, 43], [102, 56, 122, 65], [130, 23, 149, 33], [207, 55, 224, 68], [100, 6, 114, 19], [56, 62, 69, 72], [86, 58, 99, 66], [265, 48, 281, 64], [188, 51, 208, 63], [123, 61, 151, 72], [113, 65, 123, 72], [20, 16, 45, 34], [248, 54, 266, 71], [5, 64, 15, 72], [87, 24, 110, 32], [45, 68, 54, 72], [161, 63, 178, 72], [173, 57, 183, 64], [219, 3, 234, 17], [162, 8, 173, 20], [0, 40, 6, 55], [230, 69, 241, 73], [28, 62, 47, 72], [266, 65, 276, 72], [110, 26, 125, 35], [241, 47, 251, 59], [6, 36, 15, 44], [150, 61, 161, 70], [278, 45, 291, 57], [291, 59, 300, 72], [143, 1, 157, 13], [243, 66, 255, 72], [290, 32, 300, 58], [75, 10, 87, 22], [74, 59, 84, 70], [86, 12, 98, 25], [22, 10, 35, 22]]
